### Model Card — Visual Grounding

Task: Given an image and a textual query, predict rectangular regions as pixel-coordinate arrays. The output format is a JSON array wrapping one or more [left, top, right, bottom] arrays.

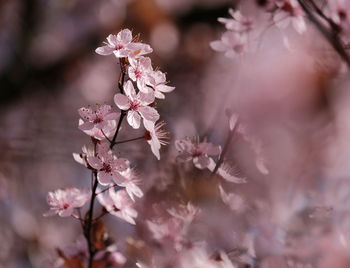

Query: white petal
[[87, 156, 103, 170], [127, 111, 141, 129], [95, 45, 115, 56], [98, 171, 113, 186], [117, 29, 132, 44], [107, 34, 118, 46], [123, 80, 137, 100], [156, 84, 175, 93], [210, 40, 229, 52], [138, 106, 159, 122], [114, 94, 130, 110]]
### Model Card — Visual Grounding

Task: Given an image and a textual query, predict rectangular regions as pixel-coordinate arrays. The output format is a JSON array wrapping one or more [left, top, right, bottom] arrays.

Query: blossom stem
[[115, 136, 145, 145], [212, 119, 240, 175], [86, 172, 98, 268], [110, 68, 127, 149], [110, 111, 126, 149]]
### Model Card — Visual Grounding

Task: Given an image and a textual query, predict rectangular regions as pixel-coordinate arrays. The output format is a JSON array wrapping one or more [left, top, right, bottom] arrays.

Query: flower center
[[135, 69, 142, 79], [102, 163, 112, 173], [129, 102, 139, 111], [63, 203, 70, 209], [93, 116, 103, 124], [115, 44, 124, 50], [192, 149, 203, 157], [143, 131, 152, 141]]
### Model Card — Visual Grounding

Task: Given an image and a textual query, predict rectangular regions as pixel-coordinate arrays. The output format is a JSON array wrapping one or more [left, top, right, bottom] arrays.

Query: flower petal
[[127, 111, 141, 129], [138, 106, 159, 122], [114, 94, 130, 110]]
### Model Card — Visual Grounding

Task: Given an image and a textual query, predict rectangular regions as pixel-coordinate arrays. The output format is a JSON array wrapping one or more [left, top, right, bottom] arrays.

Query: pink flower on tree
[[273, 0, 306, 34], [146, 70, 175, 99], [87, 143, 130, 186], [118, 168, 143, 201], [210, 31, 248, 59], [78, 104, 118, 140], [143, 120, 169, 160], [128, 56, 153, 93], [95, 29, 152, 58], [175, 137, 221, 169], [97, 188, 138, 225], [218, 9, 253, 33], [114, 80, 159, 129], [44, 188, 90, 217]]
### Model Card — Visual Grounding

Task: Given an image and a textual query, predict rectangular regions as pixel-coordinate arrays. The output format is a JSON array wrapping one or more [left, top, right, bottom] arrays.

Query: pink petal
[[87, 156, 103, 170], [114, 94, 130, 110], [127, 111, 141, 129], [104, 112, 119, 120], [79, 121, 95, 131], [139, 91, 155, 105], [210, 40, 229, 52], [123, 80, 137, 100], [156, 84, 175, 93], [107, 34, 118, 46], [117, 29, 132, 44], [98, 171, 113, 186], [95, 45, 115, 56], [138, 106, 159, 122], [193, 155, 210, 169], [59, 207, 74, 217]]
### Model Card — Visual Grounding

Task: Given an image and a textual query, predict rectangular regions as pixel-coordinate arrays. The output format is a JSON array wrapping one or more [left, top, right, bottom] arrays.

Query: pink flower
[[87, 143, 130, 186], [143, 120, 169, 160], [128, 56, 153, 93], [114, 80, 159, 129], [210, 31, 247, 58], [218, 9, 253, 33], [44, 188, 90, 217], [146, 70, 175, 99], [273, 0, 306, 34], [175, 137, 221, 169], [78, 104, 118, 140], [97, 188, 137, 225], [72, 144, 94, 168], [118, 168, 143, 201], [167, 202, 200, 224], [95, 29, 152, 58]]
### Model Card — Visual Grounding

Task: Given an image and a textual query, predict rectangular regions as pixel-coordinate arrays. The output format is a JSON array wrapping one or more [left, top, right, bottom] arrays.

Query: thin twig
[[297, 0, 350, 67], [212, 118, 240, 175]]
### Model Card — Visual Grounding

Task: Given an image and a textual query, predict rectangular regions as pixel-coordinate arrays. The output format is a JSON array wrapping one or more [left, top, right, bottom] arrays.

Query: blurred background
[[4, 0, 350, 267]]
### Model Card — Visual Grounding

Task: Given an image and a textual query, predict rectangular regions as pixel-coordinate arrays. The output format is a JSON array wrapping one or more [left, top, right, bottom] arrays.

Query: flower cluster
[[44, 28, 175, 267]]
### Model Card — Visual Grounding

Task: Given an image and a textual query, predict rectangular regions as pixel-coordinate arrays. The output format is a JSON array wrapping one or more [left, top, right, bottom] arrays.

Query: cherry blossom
[[118, 168, 143, 201], [95, 29, 152, 58], [175, 137, 221, 169], [143, 120, 169, 160], [218, 9, 253, 33], [97, 188, 137, 225], [146, 70, 176, 99], [210, 31, 248, 59], [273, 0, 306, 34], [128, 56, 153, 93], [44, 188, 90, 217], [114, 80, 159, 129], [72, 144, 94, 168], [78, 104, 118, 140], [167, 202, 200, 224], [87, 143, 130, 186]]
